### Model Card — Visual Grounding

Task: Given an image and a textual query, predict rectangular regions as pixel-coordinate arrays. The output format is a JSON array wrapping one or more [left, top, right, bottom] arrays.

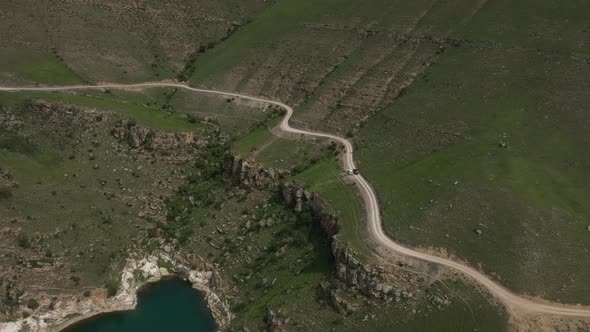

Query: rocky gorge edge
[[281, 183, 420, 312], [0, 252, 230, 332], [1, 159, 420, 332]]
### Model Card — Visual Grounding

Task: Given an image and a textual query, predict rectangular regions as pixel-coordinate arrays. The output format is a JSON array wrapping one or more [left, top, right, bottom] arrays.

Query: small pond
[[64, 278, 216, 332]]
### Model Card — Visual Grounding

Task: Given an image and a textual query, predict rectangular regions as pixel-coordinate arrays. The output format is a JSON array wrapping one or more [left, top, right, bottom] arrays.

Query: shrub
[[83, 290, 92, 297], [127, 118, 137, 128], [187, 114, 198, 123], [178, 228, 193, 245], [70, 275, 81, 286], [147, 227, 157, 238], [101, 215, 113, 224], [17, 233, 30, 249], [157, 258, 174, 271], [27, 299, 40, 310], [106, 280, 119, 297]]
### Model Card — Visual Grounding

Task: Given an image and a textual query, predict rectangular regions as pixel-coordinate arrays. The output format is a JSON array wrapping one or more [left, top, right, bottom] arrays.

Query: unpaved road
[[2, 82, 590, 319]]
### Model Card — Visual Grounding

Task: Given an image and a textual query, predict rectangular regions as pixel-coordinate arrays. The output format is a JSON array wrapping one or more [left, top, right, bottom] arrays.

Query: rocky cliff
[[282, 183, 417, 304], [0, 251, 230, 332], [281, 184, 340, 238]]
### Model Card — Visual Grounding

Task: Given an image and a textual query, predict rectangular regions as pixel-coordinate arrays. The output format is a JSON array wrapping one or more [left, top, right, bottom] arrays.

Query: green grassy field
[[230, 116, 328, 171], [0, 97, 198, 289], [0, 91, 203, 132], [0, 49, 85, 85], [182, 0, 590, 305], [169, 89, 271, 137], [356, 41, 590, 303]]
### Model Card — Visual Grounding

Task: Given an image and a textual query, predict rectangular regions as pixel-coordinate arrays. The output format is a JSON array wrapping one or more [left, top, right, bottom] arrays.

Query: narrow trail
[[2, 81, 590, 319]]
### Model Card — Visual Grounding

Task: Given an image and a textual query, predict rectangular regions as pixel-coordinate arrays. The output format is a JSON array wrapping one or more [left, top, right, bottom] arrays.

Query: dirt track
[[2, 81, 590, 319]]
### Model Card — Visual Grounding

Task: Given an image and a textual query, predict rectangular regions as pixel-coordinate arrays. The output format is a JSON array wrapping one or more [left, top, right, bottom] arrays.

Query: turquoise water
[[64, 278, 216, 332]]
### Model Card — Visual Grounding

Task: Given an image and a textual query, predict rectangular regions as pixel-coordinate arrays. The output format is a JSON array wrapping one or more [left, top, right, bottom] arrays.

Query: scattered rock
[[264, 305, 287, 332], [317, 282, 357, 315], [223, 156, 283, 188]]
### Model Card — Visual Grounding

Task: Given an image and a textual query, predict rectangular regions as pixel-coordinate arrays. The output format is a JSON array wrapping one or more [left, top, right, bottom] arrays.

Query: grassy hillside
[[186, 0, 590, 305], [356, 43, 590, 304], [0, 92, 202, 291], [0, 0, 270, 84], [0, 0, 588, 328]]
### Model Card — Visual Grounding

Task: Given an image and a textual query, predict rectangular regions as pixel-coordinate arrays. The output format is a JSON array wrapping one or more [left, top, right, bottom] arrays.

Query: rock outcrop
[[332, 239, 415, 302], [0, 252, 230, 332], [112, 121, 201, 152], [316, 281, 357, 315], [223, 156, 282, 188], [282, 183, 416, 303], [0, 170, 18, 189], [282, 184, 340, 237], [264, 306, 287, 332]]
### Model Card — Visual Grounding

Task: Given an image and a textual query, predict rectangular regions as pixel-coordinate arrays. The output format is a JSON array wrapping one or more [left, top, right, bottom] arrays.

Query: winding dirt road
[[2, 82, 590, 319]]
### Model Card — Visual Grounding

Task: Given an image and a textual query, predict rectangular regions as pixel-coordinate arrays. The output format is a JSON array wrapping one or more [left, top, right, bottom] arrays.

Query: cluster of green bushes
[[0, 129, 37, 155], [161, 140, 231, 243]]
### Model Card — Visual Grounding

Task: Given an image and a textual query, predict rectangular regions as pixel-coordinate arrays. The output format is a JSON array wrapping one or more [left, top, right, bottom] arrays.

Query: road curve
[[2, 82, 590, 318]]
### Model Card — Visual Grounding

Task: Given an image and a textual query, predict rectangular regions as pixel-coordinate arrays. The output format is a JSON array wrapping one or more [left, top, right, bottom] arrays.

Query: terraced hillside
[[187, 0, 590, 304]]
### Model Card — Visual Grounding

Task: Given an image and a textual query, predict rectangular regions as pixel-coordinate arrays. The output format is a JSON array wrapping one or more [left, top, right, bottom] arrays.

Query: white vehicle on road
[[347, 168, 360, 175]]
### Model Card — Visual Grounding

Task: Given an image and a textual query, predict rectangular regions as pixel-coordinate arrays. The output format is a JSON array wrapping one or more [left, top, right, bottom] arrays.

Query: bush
[[83, 290, 92, 297], [70, 275, 81, 286], [127, 118, 137, 128], [17, 233, 30, 249], [106, 280, 119, 297], [27, 299, 40, 310], [147, 227, 157, 238], [187, 114, 199, 123], [178, 228, 193, 245], [157, 258, 174, 271]]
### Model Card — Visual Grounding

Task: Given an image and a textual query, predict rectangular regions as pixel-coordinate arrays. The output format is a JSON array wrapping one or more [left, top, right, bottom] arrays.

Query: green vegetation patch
[[0, 91, 203, 132], [293, 157, 367, 257], [0, 97, 199, 290], [0, 49, 84, 85], [357, 44, 590, 303]]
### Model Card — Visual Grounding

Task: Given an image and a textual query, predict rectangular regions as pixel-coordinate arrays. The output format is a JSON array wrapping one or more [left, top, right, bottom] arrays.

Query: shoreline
[[0, 252, 229, 332], [58, 277, 215, 332], [49, 302, 136, 332]]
